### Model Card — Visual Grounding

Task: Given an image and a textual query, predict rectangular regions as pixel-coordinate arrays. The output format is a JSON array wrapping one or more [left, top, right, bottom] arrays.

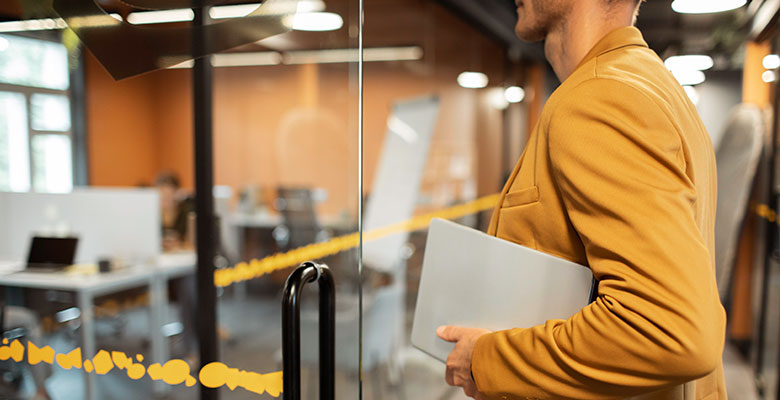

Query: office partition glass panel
[[212, 0, 362, 397], [0, 0, 526, 398], [359, 1, 523, 398]]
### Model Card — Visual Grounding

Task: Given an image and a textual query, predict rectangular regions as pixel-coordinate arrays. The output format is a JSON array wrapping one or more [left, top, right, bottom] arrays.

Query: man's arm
[[471, 78, 725, 399]]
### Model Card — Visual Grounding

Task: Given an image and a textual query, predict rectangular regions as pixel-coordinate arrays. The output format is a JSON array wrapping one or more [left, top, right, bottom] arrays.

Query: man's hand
[[437, 326, 491, 399]]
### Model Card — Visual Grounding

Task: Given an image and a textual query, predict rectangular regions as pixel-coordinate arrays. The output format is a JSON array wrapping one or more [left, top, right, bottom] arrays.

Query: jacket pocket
[[502, 186, 540, 208]]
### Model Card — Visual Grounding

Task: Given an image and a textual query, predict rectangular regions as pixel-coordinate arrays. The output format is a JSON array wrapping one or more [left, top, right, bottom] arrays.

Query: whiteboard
[[363, 96, 440, 272]]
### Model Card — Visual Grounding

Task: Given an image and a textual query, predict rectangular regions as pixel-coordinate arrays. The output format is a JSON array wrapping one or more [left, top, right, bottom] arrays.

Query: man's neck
[[544, 2, 637, 82]]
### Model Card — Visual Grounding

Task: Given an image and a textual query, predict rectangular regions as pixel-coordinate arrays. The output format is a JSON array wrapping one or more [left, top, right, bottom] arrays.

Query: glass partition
[[0, 0, 530, 398], [359, 1, 526, 398], [0, 0, 362, 399]]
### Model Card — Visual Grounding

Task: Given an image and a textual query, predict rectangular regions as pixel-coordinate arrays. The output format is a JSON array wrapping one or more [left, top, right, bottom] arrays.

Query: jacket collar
[[573, 26, 649, 71]]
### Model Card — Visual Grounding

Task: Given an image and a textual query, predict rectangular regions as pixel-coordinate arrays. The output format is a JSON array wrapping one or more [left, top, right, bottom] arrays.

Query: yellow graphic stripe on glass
[[214, 193, 500, 287]]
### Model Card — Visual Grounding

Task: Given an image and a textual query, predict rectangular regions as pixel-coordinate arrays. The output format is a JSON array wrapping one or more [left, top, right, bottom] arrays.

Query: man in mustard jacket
[[436, 0, 727, 399]]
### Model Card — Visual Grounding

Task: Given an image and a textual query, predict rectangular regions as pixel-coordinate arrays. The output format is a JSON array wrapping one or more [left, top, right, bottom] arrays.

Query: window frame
[[0, 31, 87, 191]]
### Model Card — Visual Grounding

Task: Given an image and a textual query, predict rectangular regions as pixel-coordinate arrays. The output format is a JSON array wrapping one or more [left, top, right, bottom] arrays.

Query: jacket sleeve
[[471, 78, 726, 399]]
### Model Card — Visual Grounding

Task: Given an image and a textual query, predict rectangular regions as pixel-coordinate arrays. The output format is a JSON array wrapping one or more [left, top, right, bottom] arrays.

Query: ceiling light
[[167, 59, 195, 69], [168, 47, 423, 69], [210, 3, 262, 19], [286, 12, 343, 31], [671, 69, 705, 86], [127, 9, 194, 25], [671, 0, 747, 14], [209, 1, 327, 20], [683, 86, 700, 105], [212, 52, 282, 67], [504, 86, 525, 103], [0, 18, 68, 32], [664, 55, 714, 71], [763, 54, 780, 70], [284, 46, 422, 64], [488, 88, 509, 110], [457, 72, 489, 89], [295, 0, 327, 13], [762, 70, 776, 83], [68, 14, 123, 29], [0, 37, 8, 51]]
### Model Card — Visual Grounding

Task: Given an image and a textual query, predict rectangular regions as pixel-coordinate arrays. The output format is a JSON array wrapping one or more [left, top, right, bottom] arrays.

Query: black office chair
[[273, 187, 328, 250]]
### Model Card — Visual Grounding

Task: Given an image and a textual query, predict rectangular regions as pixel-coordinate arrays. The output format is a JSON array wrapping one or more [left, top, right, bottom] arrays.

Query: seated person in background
[[155, 171, 195, 252], [155, 171, 198, 362]]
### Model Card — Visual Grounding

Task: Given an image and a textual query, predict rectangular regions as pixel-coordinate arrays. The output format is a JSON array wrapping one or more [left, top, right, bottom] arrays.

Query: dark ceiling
[[0, 0, 773, 70], [437, 0, 764, 68]]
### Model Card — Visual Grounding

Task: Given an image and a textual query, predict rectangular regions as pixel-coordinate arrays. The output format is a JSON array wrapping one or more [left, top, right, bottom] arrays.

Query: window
[[0, 33, 73, 193]]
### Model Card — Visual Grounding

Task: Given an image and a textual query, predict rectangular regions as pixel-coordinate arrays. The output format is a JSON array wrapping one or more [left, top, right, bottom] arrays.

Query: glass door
[[358, 1, 526, 399], [0, 0, 363, 399], [210, 0, 363, 398]]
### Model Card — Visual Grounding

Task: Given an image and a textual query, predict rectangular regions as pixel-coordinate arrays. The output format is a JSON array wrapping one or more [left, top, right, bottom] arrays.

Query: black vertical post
[[192, 5, 219, 400]]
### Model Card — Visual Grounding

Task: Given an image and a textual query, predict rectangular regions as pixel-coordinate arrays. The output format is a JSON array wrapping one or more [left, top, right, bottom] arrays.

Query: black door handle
[[282, 261, 335, 400]]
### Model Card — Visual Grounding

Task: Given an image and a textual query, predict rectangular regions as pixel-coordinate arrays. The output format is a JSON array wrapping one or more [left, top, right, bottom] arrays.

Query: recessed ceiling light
[[285, 12, 343, 32], [210, 3, 262, 19], [671, 0, 747, 14], [664, 55, 714, 71], [0, 18, 68, 32], [212, 52, 282, 67], [457, 72, 488, 89], [763, 54, 780, 70], [504, 86, 525, 103], [762, 70, 776, 83], [127, 9, 194, 25], [672, 69, 705, 86]]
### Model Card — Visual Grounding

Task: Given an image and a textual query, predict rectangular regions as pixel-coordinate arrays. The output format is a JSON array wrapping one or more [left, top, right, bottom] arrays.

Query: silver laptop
[[411, 218, 594, 362]]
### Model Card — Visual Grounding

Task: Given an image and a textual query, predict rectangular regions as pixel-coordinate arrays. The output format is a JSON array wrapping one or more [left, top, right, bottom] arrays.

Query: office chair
[[273, 187, 329, 251], [714, 104, 766, 301]]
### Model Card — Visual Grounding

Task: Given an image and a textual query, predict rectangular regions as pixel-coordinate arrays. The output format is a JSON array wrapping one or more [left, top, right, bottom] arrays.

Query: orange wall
[[85, 30, 509, 215], [86, 52, 160, 187]]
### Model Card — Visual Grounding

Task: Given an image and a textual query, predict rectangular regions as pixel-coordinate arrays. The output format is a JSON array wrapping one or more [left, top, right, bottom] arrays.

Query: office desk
[[0, 253, 195, 400]]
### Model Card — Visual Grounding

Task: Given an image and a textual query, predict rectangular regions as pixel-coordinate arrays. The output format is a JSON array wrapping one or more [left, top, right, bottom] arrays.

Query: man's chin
[[515, 26, 545, 42]]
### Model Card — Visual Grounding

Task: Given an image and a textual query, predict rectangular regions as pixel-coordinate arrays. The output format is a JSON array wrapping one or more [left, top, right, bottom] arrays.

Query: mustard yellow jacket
[[472, 27, 727, 400]]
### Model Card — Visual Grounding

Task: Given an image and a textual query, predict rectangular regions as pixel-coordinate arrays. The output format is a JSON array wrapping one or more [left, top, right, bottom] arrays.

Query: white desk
[[0, 253, 195, 400]]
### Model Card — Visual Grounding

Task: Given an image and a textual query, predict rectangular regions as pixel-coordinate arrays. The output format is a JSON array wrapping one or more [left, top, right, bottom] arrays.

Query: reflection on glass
[[0, 91, 30, 192], [31, 134, 72, 193], [31, 94, 72, 132], [0, 34, 69, 90]]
